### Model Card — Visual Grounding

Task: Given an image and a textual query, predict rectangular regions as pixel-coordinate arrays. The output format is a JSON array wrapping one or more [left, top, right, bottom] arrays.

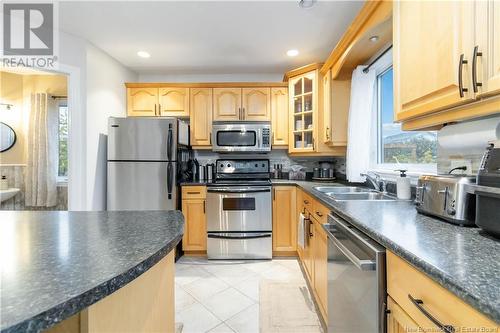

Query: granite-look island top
[[272, 179, 500, 324], [0, 210, 184, 333]]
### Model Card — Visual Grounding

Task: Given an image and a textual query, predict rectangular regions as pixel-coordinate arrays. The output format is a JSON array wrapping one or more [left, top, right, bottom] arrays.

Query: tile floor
[[175, 257, 321, 333]]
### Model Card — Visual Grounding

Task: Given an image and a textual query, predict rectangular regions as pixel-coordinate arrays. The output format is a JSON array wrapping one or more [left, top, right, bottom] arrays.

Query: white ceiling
[[59, 1, 364, 75]]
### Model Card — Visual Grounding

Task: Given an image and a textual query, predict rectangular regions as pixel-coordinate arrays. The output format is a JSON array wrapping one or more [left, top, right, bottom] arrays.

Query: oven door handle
[[208, 233, 271, 240], [207, 187, 271, 193]]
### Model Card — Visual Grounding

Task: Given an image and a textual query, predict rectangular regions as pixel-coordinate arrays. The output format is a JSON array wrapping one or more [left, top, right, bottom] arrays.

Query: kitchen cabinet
[[190, 88, 212, 147], [393, 0, 474, 122], [475, 0, 500, 98], [127, 88, 158, 117], [213, 87, 271, 121], [312, 217, 328, 322], [387, 251, 498, 330], [158, 87, 190, 117], [181, 186, 207, 253], [127, 87, 189, 117], [387, 296, 419, 333], [272, 186, 296, 254], [322, 70, 350, 147], [271, 87, 289, 147], [242, 87, 271, 121], [213, 88, 242, 121]]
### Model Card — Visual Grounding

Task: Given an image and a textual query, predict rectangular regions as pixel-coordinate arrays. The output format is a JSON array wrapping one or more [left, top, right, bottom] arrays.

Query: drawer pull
[[187, 191, 201, 195], [408, 294, 455, 333], [304, 200, 309, 204], [316, 211, 323, 217]]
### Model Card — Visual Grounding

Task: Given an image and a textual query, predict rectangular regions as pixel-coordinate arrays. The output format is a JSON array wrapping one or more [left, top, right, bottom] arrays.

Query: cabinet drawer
[[312, 200, 329, 225], [387, 251, 498, 330], [182, 186, 207, 199]]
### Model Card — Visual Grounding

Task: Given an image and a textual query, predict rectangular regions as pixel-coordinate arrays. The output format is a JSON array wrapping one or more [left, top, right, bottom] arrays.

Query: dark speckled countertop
[[0, 210, 184, 333], [272, 179, 500, 324]]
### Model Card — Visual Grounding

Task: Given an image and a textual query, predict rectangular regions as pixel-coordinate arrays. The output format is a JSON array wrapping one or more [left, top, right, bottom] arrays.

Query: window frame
[[57, 99, 69, 185], [370, 64, 437, 177]]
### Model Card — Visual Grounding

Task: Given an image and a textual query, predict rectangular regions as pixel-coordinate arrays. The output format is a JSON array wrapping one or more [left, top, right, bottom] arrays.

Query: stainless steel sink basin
[[330, 192, 396, 201], [313, 186, 375, 194]]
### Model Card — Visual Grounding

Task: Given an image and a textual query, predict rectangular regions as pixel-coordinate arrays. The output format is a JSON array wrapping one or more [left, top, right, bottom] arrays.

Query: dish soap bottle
[[395, 170, 411, 200], [0, 175, 8, 190]]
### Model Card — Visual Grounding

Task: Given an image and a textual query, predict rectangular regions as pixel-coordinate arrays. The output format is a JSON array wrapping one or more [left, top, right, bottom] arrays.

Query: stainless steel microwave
[[211, 121, 271, 153]]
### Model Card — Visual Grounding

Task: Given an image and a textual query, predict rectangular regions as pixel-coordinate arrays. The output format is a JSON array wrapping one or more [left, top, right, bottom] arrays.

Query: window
[[58, 101, 68, 181], [375, 67, 437, 173]]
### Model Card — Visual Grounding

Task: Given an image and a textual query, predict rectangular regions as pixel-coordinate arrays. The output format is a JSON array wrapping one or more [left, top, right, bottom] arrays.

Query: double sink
[[313, 186, 396, 201]]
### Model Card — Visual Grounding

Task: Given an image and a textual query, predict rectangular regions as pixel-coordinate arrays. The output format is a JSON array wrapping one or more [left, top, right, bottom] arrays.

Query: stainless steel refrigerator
[[107, 117, 178, 210]]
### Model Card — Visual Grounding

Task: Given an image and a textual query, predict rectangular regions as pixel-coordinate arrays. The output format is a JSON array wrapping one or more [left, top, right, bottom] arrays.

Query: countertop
[[0, 210, 184, 333], [272, 179, 500, 324]]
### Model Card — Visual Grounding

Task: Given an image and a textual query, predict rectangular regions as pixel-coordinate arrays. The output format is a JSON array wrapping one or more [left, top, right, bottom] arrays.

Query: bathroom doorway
[[0, 68, 69, 211]]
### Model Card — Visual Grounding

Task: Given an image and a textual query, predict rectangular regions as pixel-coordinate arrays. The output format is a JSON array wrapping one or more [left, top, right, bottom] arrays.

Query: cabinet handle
[[209, 132, 212, 145], [158, 104, 161, 116], [238, 107, 241, 119], [187, 191, 200, 195], [203, 200, 206, 213], [273, 188, 276, 201], [154, 104, 157, 116], [325, 126, 330, 140], [408, 294, 455, 333], [242, 107, 245, 120], [304, 200, 309, 204], [472, 45, 483, 93], [458, 54, 468, 98], [316, 211, 323, 217]]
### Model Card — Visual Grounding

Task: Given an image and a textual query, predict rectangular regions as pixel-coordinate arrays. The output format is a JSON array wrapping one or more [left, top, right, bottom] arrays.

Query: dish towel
[[298, 213, 305, 249]]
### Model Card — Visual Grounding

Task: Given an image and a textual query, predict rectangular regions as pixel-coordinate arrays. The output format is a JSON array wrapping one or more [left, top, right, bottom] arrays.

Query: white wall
[[138, 73, 283, 83], [86, 43, 138, 210]]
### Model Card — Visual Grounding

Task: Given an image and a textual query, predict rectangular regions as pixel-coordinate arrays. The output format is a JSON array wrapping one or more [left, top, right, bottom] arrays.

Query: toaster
[[415, 175, 476, 226]]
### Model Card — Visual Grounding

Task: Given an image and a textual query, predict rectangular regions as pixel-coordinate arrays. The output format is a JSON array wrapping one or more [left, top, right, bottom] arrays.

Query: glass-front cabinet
[[289, 71, 318, 153]]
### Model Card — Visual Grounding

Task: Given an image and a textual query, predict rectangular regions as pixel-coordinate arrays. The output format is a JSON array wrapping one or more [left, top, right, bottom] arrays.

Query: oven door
[[206, 186, 272, 232]]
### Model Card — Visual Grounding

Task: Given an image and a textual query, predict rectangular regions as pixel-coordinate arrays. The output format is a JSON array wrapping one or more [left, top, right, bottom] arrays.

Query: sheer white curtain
[[25, 93, 58, 207], [346, 66, 377, 182]]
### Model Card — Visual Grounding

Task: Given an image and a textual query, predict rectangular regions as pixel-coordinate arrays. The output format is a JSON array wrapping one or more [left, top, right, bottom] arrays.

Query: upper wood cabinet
[[242, 88, 271, 121], [271, 87, 289, 147], [127, 88, 158, 117], [127, 87, 189, 117], [394, 1, 474, 122], [475, 0, 500, 98], [322, 70, 350, 147], [158, 87, 190, 117], [272, 186, 296, 253], [190, 88, 212, 147], [213, 87, 271, 121], [213, 88, 242, 121]]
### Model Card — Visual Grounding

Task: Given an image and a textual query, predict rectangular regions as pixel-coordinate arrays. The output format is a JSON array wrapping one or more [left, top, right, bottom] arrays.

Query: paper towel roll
[[438, 116, 500, 154]]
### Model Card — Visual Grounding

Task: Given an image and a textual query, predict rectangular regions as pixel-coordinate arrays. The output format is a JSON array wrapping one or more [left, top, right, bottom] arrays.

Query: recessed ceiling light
[[299, 0, 316, 9], [137, 51, 151, 58], [369, 36, 379, 42], [287, 49, 299, 57]]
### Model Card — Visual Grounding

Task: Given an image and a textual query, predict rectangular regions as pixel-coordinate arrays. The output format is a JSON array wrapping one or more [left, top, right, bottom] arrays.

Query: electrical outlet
[[450, 159, 473, 174]]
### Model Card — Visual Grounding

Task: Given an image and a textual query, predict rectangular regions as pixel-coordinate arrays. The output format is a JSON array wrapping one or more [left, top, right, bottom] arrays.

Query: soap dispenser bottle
[[395, 170, 411, 200], [0, 175, 8, 190]]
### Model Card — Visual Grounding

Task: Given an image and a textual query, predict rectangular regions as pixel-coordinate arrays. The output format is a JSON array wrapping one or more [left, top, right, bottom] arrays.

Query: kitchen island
[[0, 210, 184, 333]]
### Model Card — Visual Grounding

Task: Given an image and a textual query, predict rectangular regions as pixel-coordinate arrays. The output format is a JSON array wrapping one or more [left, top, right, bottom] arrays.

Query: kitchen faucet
[[360, 172, 387, 193]]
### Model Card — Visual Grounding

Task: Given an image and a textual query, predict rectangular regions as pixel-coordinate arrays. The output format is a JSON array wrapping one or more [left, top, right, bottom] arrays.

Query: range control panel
[[216, 159, 270, 174]]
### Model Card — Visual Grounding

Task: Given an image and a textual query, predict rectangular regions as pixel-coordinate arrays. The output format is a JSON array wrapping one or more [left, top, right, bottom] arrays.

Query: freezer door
[[108, 117, 177, 161], [107, 161, 177, 210]]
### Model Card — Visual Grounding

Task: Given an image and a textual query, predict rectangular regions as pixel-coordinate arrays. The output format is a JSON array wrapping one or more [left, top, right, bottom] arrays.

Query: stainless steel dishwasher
[[325, 213, 386, 333]]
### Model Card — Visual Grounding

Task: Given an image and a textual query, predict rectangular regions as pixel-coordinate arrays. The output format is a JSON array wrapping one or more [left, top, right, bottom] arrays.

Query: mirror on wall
[[0, 122, 17, 152]]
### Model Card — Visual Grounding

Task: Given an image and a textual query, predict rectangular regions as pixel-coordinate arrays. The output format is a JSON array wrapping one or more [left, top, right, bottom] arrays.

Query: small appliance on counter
[[475, 141, 500, 238], [312, 161, 335, 181], [415, 174, 476, 226]]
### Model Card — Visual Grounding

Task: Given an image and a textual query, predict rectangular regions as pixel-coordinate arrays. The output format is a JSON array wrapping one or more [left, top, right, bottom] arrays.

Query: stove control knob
[[255, 163, 258, 167], [227, 164, 231, 168]]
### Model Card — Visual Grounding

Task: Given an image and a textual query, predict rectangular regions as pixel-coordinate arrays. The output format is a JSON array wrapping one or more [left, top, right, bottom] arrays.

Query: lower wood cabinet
[[272, 186, 297, 254], [181, 186, 207, 253], [387, 251, 498, 331], [312, 218, 328, 321], [387, 296, 419, 333]]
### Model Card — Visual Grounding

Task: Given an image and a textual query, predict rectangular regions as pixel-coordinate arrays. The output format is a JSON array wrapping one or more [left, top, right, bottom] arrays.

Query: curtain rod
[[362, 45, 393, 74]]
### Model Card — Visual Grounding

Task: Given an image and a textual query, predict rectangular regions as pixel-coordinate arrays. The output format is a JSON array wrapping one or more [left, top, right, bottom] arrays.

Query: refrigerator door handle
[[167, 162, 173, 199], [167, 124, 173, 161]]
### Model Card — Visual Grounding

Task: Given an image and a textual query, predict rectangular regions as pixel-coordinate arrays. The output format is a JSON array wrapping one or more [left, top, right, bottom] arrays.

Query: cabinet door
[[475, 0, 500, 97], [272, 186, 296, 252], [158, 87, 190, 117], [213, 88, 242, 121], [127, 88, 158, 117], [242, 87, 271, 121], [271, 87, 289, 147], [394, 1, 474, 121], [387, 297, 419, 333], [190, 88, 212, 147], [313, 221, 328, 321], [181, 199, 206, 251], [330, 80, 350, 146]]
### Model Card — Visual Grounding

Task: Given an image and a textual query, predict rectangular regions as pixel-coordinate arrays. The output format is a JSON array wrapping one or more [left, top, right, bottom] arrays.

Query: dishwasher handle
[[329, 233, 376, 271]]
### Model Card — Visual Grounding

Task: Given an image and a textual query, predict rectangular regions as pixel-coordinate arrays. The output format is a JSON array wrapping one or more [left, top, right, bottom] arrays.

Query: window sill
[[57, 178, 68, 187]]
